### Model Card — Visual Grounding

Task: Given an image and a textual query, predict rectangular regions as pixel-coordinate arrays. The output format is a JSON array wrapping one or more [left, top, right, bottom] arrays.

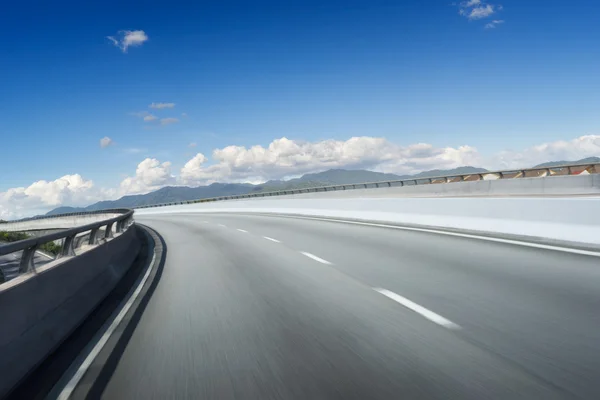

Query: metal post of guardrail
[[88, 227, 99, 245], [60, 235, 76, 257], [105, 222, 114, 239], [19, 244, 39, 274]]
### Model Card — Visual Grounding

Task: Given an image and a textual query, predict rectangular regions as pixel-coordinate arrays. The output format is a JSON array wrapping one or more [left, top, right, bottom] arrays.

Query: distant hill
[[409, 166, 488, 179], [46, 183, 255, 216], [45, 166, 490, 215], [533, 156, 600, 168]]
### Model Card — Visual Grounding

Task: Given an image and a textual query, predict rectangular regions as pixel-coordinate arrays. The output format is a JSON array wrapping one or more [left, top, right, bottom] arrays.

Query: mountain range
[[46, 157, 598, 215]]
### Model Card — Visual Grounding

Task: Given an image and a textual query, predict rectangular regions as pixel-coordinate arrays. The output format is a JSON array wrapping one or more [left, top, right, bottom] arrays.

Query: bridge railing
[[0, 209, 134, 283], [135, 162, 600, 209]]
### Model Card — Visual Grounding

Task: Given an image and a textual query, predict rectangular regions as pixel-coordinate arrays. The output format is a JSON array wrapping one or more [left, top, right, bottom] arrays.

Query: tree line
[[0, 231, 62, 256]]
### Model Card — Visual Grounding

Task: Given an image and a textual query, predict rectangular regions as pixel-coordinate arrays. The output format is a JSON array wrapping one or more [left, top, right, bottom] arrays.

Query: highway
[[96, 212, 600, 399], [0, 247, 54, 282]]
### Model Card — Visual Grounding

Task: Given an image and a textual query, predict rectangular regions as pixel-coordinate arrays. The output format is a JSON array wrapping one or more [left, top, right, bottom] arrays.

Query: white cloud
[[188, 142, 197, 148], [179, 137, 482, 186], [143, 114, 158, 122], [119, 158, 176, 195], [160, 117, 179, 126], [181, 112, 188, 117], [458, 1, 501, 23], [107, 30, 148, 53], [100, 137, 114, 148], [0, 175, 113, 219], [149, 102, 175, 109], [485, 20, 505, 29], [468, 4, 495, 19], [491, 135, 600, 169]]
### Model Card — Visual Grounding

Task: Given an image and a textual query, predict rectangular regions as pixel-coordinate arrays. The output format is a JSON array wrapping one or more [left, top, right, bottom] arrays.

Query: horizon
[[15, 156, 599, 219], [2, 0, 600, 218]]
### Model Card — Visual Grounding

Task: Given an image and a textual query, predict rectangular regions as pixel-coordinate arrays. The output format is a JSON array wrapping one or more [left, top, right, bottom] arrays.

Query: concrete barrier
[[137, 197, 600, 246], [247, 174, 600, 200], [0, 225, 141, 398]]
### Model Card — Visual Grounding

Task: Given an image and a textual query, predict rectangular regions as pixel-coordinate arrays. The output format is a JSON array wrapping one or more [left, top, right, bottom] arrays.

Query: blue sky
[[1, 0, 599, 216]]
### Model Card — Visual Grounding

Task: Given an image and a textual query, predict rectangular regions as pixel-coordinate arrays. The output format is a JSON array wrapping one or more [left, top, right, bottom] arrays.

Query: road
[[0, 247, 54, 282], [97, 213, 600, 399]]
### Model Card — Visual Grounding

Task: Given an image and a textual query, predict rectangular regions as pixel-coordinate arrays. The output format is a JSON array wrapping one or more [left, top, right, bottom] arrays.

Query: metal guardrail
[[0, 209, 134, 283], [136, 162, 600, 209]]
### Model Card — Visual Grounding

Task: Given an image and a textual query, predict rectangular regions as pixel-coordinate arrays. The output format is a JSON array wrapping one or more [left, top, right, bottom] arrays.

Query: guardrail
[[136, 162, 600, 209], [0, 209, 134, 283]]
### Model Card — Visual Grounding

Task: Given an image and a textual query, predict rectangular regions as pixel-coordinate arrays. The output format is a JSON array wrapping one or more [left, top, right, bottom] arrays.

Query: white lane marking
[[57, 250, 157, 400], [218, 224, 227, 227], [278, 215, 600, 258], [263, 236, 281, 243], [37, 251, 55, 260], [374, 288, 461, 330], [237, 229, 248, 233], [300, 251, 333, 265]]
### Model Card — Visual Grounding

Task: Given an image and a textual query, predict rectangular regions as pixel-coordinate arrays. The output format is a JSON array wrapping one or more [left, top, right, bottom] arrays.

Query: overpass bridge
[[1, 163, 600, 399]]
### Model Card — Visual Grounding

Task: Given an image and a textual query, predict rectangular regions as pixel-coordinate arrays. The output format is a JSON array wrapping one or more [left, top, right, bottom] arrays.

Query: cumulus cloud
[[100, 136, 114, 148], [160, 117, 179, 126], [179, 137, 482, 186], [107, 30, 148, 53], [143, 114, 157, 122], [0, 175, 113, 219], [491, 135, 600, 169], [458, 1, 501, 23], [149, 102, 175, 109], [468, 4, 495, 19], [119, 158, 176, 195]]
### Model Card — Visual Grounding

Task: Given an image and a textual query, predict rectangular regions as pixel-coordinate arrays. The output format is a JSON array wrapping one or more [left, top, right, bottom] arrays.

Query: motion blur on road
[[86, 212, 599, 400]]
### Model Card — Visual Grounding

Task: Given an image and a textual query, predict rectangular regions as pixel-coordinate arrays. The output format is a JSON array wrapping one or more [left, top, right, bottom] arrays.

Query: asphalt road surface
[[0, 248, 54, 282], [99, 213, 600, 399]]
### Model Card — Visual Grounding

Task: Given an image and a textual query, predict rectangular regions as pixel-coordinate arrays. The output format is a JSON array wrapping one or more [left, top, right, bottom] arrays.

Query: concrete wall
[[0, 213, 122, 232], [136, 197, 600, 246], [0, 225, 141, 398], [247, 174, 600, 200]]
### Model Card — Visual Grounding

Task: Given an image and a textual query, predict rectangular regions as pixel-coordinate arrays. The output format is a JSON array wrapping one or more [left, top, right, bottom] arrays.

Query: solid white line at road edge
[[374, 288, 461, 330], [300, 251, 333, 265], [276, 215, 600, 258], [263, 236, 281, 243], [56, 251, 157, 400], [237, 229, 248, 233]]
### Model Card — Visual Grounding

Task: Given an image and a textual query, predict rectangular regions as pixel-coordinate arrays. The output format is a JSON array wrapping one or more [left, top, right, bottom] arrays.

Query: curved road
[[97, 213, 600, 399]]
